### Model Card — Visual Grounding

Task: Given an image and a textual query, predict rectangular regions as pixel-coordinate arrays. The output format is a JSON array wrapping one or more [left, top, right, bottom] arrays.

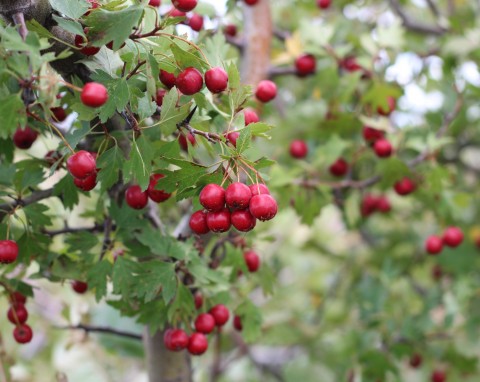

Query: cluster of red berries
[[125, 174, 171, 210], [362, 125, 394, 159], [425, 226, 464, 255], [67, 150, 99, 192], [7, 292, 33, 344], [360, 194, 391, 217], [0, 240, 19, 264], [189, 183, 278, 234]]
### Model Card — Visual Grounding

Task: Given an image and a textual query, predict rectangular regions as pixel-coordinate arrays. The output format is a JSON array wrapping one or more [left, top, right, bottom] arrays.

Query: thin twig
[[388, 0, 447, 35], [56, 324, 142, 340], [0, 189, 55, 221]]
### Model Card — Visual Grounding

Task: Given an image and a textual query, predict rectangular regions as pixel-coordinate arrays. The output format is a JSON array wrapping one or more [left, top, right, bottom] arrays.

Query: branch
[[0, 188, 55, 221], [269, 66, 297, 79], [56, 324, 142, 340], [388, 0, 447, 35], [42, 223, 105, 236]]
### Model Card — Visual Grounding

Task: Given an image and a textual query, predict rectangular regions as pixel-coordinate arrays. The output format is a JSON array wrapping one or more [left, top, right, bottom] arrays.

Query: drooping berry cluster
[[425, 226, 464, 255], [7, 292, 33, 344], [67, 151, 99, 192], [189, 183, 278, 234], [125, 174, 171, 210], [360, 194, 391, 217]]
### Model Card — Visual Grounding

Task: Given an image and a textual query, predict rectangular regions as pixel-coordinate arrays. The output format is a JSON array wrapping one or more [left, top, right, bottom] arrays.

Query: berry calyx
[[172, 0, 197, 12], [81, 82, 108, 108], [175, 67, 204, 95], [13, 324, 33, 344], [377, 96, 396, 116], [209, 304, 230, 326], [255, 80, 277, 103], [393, 177, 416, 196], [231, 210, 257, 232], [188, 13, 204, 32], [67, 150, 97, 179], [329, 158, 349, 177], [73, 171, 97, 192], [233, 316, 243, 331], [160, 70, 177, 89], [199, 184, 226, 212], [189, 210, 210, 235], [249, 183, 270, 196], [205, 67, 229, 93], [7, 304, 28, 324], [187, 332, 208, 355], [206, 209, 231, 233], [244, 250, 260, 272], [125, 185, 149, 210], [194, 313, 216, 334], [409, 353, 423, 368], [225, 182, 252, 210], [148, 174, 171, 203], [317, 0, 331, 9], [0, 240, 19, 264], [249, 194, 278, 221], [71, 280, 88, 294], [13, 127, 38, 149], [425, 235, 443, 255], [244, 108, 259, 125], [442, 226, 464, 247], [295, 54, 316, 77], [289, 140, 308, 159], [374, 138, 393, 158], [164, 329, 189, 351]]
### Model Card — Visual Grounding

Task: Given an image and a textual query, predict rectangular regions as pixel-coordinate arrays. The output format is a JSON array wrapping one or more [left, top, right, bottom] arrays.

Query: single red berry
[[74, 32, 100, 56], [194, 292, 203, 309], [205, 67, 229, 94], [431, 370, 446, 382], [317, 0, 331, 9], [329, 158, 349, 177], [244, 0, 259, 5], [189, 210, 210, 235], [233, 316, 243, 331], [176, 67, 204, 95], [249, 194, 278, 221], [199, 184, 225, 212], [442, 226, 464, 247], [13, 324, 33, 344], [155, 89, 167, 107], [255, 80, 277, 103], [209, 304, 230, 326], [377, 96, 396, 116], [178, 133, 196, 151], [244, 108, 259, 125], [7, 304, 28, 324], [394, 177, 416, 196], [51, 107, 67, 122], [360, 194, 379, 217], [71, 281, 88, 294], [224, 24, 237, 37], [13, 127, 38, 149], [362, 126, 385, 144], [376, 196, 391, 213], [194, 313, 216, 334], [165, 329, 189, 351], [0, 240, 18, 264], [289, 140, 308, 159], [226, 131, 240, 147], [206, 209, 231, 233], [340, 56, 363, 72], [73, 171, 97, 192], [168, 8, 187, 18], [187, 332, 208, 355], [188, 13, 204, 31], [173, 0, 197, 12], [374, 138, 393, 158], [81, 82, 108, 108], [409, 353, 423, 368], [225, 182, 252, 210], [125, 185, 149, 210], [45, 150, 63, 167], [295, 54, 316, 77], [231, 210, 257, 232], [148, 174, 171, 203], [244, 250, 260, 272], [67, 150, 97, 179], [10, 292, 27, 306], [160, 70, 177, 89], [149, 0, 161, 6], [249, 184, 270, 196], [425, 235, 443, 255]]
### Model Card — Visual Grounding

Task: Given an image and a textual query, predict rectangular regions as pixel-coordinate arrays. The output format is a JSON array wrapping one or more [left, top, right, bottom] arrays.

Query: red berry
[[362, 126, 385, 144], [255, 80, 277, 103], [205, 67, 228, 94], [175, 67, 204, 95], [249, 184, 270, 196], [189, 210, 210, 235], [125, 185, 149, 210], [164, 329, 189, 351], [148, 174, 171, 203], [194, 292, 203, 309], [206, 209, 231, 233], [431, 370, 446, 382], [10, 292, 27, 306], [409, 353, 422, 368], [376, 196, 391, 213], [74, 30, 100, 56], [244, 0, 259, 5], [73, 171, 97, 191], [225, 182, 252, 210], [13, 127, 38, 149], [172, 0, 197, 12], [149, 0, 161, 6], [51, 107, 67, 122], [7, 304, 28, 324], [160, 70, 177, 89], [226, 131, 240, 147], [194, 313, 216, 334], [0, 240, 18, 264], [188, 13, 204, 32], [317, 0, 331, 9], [394, 177, 416, 196], [209, 304, 230, 326], [442, 226, 464, 248], [224, 24, 237, 37], [249, 194, 278, 221], [72, 280, 88, 294], [329, 158, 349, 177], [425, 235, 443, 255], [244, 108, 259, 125], [231, 210, 257, 232], [81, 82, 108, 108], [199, 184, 225, 212], [187, 332, 208, 355], [295, 54, 316, 77], [13, 324, 33, 344], [244, 250, 260, 272], [168, 8, 187, 18], [45, 150, 63, 167], [377, 96, 396, 116], [155, 89, 167, 107], [374, 138, 393, 158], [67, 150, 97, 179], [85, 0, 100, 16], [178, 133, 196, 151], [340, 56, 363, 72], [290, 140, 308, 159], [233, 316, 243, 331], [360, 194, 379, 217]]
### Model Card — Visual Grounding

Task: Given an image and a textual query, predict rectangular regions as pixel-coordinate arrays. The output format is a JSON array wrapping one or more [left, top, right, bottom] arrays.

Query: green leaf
[[23, 203, 52, 229], [53, 175, 80, 210], [135, 228, 190, 260], [65, 231, 100, 254], [155, 158, 208, 197], [0, 94, 26, 139], [159, 90, 191, 136], [236, 300, 263, 343], [87, 261, 112, 301], [50, 0, 90, 19], [123, 135, 154, 190], [235, 126, 251, 154], [97, 145, 125, 192], [376, 158, 411, 188]]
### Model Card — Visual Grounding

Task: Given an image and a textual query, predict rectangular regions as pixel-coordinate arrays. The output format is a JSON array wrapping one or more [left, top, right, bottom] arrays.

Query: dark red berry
[[360, 194, 378, 217], [231, 210, 257, 232], [249, 194, 278, 221], [7, 304, 28, 324], [72, 281, 88, 294], [425, 235, 443, 255], [172, 0, 197, 12], [329, 158, 349, 177], [224, 24, 237, 37], [376, 196, 391, 213], [73, 171, 97, 191], [317, 0, 331, 9], [155, 89, 167, 107], [244, 250, 260, 272], [188, 13, 204, 32], [394, 177, 416, 196], [340, 56, 363, 72], [187, 332, 208, 355], [249, 184, 270, 196], [81, 82, 108, 108], [374, 138, 393, 158], [431, 370, 446, 382], [10, 292, 27, 306], [178, 133, 196, 151], [189, 210, 210, 235], [409, 353, 422, 368], [149, 0, 161, 6], [199, 184, 225, 212], [74, 29, 100, 56], [51, 107, 67, 122], [244, 108, 259, 125], [225, 182, 252, 210], [13, 127, 38, 149], [194, 313, 216, 334], [164, 329, 189, 351], [206, 209, 231, 233], [289, 140, 308, 159], [160, 70, 177, 89], [244, 0, 259, 5], [362, 126, 385, 144], [13, 324, 33, 344], [67, 150, 97, 179], [0, 240, 19, 264], [194, 292, 203, 309], [125, 185, 148, 210], [377, 96, 396, 116], [233, 316, 243, 331], [205, 67, 228, 94], [255, 80, 277, 103], [442, 226, 464, 247], [209, 304, 230, 326], [226, 131, 240, 147], [148, 174, 171, 203], [176, 67, 204, 95], [295, 54, 316, 76]]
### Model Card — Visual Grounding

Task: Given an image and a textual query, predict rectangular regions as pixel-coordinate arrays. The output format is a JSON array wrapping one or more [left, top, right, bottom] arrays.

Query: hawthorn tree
[[0, 0, 480, 381]]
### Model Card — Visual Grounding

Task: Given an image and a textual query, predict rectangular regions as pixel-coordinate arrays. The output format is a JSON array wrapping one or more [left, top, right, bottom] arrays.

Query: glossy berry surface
[[244, 108, 259, 125], [199, 184, 225, 212], [244, 250, 260, 272], [148, 0, 161, 6], [231, 210, 257, 232], [0, 240, 18, 264], [442, 226, 464, 247], [290, 140, 308, 159], [329, 158, 349, 177], [148, 174, 171, 203], [125, 185, 149, 210], [225, 182, 252, 210], [13, 127, 38, 149], [226, 131, 240, 147], [205, 67, 228, 93], [172, 0, 197, 12], [295, 54, 316, 76], [188, 13, 204, 31], [72, 280, 88, 294], [255, 80, 277, 103], [317, 0, 331, 9], [249, 194, 278, 221], [73, 172, 97, 191], [233, 316, 243, 331], [209, 304, 230, 326], [374, 138, 393, 158], [187, 332, 208, 355], [206, 209, 231, 233], [175, 67, 204, 95], [81, 82, 108, 108], [164, 329, 189, 351], [377, 96, 396, 116], [160, 70, 177, 89], [425, 236, 443, 255], [13, 324, 33, 344], [249, 184, 270, 196], [51, 107, 67, 122], [394, 177, 416, 196], [67, 150, 97, 179], [7, 304, 28, 324], [194, 313, 216, 334], [189, 210, 210, 235]]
